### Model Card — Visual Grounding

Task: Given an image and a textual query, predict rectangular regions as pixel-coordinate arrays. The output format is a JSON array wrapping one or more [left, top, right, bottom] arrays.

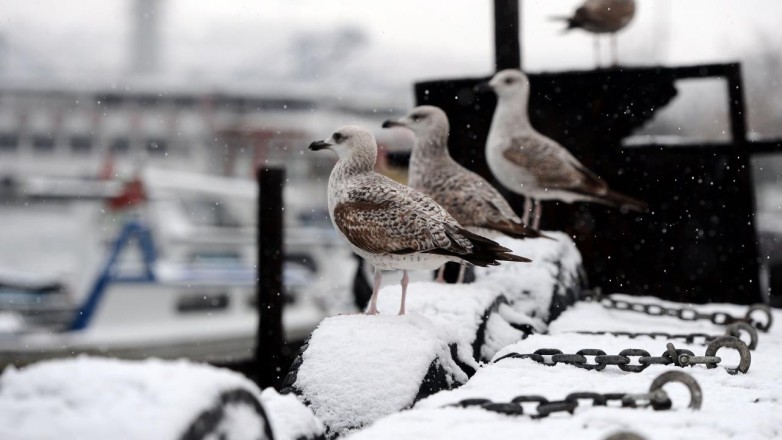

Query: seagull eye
[[333, 132, 345, 143], [504, 78, 515, 85], [411, 113, 425, 121]]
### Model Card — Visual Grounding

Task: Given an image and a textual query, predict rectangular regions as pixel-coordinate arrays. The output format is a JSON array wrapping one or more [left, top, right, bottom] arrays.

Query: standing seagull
[[555, 0, 636, 66], [383, 106, 545, 283], [309, 125, 530, 315], [478, 69, 647, 229]]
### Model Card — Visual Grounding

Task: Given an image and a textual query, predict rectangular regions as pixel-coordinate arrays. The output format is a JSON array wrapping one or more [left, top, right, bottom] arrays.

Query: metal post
[[494, 0, 521, 70], [725, 63, 748, 145], [256, 167, 285, 389]]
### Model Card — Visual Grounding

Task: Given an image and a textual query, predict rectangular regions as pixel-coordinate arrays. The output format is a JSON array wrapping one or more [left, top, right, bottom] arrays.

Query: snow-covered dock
[[1, 234, 779, 440]]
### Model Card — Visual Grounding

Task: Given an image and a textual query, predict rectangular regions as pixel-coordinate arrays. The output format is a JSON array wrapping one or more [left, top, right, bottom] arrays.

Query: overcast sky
[[1, 0, 780, 99]]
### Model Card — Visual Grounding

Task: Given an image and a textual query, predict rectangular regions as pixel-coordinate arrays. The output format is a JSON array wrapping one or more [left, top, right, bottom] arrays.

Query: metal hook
[[705, 335, 751, 374], [649, 370, 703, 410], [745, 304, 773, 332], [725, 321, 759, 350]]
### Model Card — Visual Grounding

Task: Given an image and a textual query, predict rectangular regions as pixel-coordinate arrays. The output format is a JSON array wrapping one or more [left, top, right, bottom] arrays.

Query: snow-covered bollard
[[474, 232, 585, 322], [285, 314, 469, 438], [0, 357, 324, 440]]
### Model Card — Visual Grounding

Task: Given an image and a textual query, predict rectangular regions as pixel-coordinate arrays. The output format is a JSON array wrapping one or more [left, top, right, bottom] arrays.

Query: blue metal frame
[[69, 221, 157, 331]]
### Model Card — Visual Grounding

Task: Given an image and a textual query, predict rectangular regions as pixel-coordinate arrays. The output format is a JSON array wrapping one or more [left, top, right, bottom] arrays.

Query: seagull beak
[[308, 140, 331, 151], [382, 120, 406, 129], [473, 81, 493, 93]]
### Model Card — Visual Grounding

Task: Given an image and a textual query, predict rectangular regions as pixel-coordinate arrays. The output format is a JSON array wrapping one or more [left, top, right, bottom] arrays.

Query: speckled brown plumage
[[385, 106, 543, 240], [311, 125, 530, 315], [317, 125, 530, 271]]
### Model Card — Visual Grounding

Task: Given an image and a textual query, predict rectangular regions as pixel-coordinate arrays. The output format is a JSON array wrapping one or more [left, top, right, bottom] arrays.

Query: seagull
[[477, 69, 647, 229], [382, 105, 546, 283], [554, 0, 636, 66], [309, 125, 530, 315]]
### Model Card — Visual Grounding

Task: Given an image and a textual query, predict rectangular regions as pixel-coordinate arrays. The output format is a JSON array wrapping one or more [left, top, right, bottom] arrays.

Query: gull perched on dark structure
[[555, 0, 636, 66], [478, 69, 647, 229], [309, 125, 530, 315], [383, 106, 545, 283]]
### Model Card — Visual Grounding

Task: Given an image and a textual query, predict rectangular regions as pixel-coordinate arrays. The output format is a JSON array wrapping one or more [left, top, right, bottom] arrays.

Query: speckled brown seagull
[[309, 125, 530, 315], [383, 105, 545, 283], [478, 69, 647, 229], [555, 0, 636, 66]]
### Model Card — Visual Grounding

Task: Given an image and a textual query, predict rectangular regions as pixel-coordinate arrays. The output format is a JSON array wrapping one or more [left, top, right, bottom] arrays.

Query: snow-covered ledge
[[284, 233, 584, 438]]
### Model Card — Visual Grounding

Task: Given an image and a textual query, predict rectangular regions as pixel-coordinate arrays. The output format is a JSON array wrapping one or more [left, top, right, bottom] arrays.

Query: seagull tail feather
[[458, 228, 532, 265]]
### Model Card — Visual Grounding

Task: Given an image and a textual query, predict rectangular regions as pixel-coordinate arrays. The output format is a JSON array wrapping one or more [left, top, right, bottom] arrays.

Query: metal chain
[[575, 321, 759, 350], [494, 336, 751, 375], [449, 371, 702, 418], [581, 292, 773, 332]]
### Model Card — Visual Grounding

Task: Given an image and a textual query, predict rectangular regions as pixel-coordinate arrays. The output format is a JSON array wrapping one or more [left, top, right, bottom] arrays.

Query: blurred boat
[[0, 168, 356, 368]]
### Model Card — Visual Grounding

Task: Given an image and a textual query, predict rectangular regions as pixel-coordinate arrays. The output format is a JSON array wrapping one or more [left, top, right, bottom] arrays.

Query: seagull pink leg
[[456, 263, 466, 284], [435, 265, 446, 283], [365, 268, 382, 315], [532, 199, 542, 230], [522, 197, 532, 226], [398, 270, 409, 315]]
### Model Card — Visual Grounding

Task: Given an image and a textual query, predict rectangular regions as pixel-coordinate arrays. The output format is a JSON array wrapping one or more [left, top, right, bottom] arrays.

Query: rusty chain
[[449, 370, 702, 418], [575, 321, 759, 350], [581, 292, 773, 332], [494, 335, 751, 375]]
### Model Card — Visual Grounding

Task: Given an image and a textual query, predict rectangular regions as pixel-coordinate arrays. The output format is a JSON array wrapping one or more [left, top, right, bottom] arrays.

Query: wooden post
[[256, 167, 285, 389], [494, 0, 522, 70]]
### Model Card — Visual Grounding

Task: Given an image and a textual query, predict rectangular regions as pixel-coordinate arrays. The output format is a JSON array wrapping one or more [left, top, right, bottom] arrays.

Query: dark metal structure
[[255, 167, 285, 389], [415, 63, 777, 305]]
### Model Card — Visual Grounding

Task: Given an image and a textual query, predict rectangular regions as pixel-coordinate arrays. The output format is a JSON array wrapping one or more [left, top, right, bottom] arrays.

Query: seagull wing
[[333, 175, 473, 256], [504, 133, 608, 195]]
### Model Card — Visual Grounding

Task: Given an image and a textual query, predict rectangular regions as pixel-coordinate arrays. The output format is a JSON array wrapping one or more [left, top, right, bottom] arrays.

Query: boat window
[[32, 135, 56, 153], [70, 136, 93, 154], [110, 138, 131, 154], [0, 133, 18, 152], [188, 251, 243, 264], [146, 138, 168, 155], [177, 293, 229, 313]]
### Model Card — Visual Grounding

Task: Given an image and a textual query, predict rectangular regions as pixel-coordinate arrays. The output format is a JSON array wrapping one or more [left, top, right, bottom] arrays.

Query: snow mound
[[262, 388, 326, 440], [0, 357, 323, 440], [289, 314, 467, 438], [347, 300, 782, 439]]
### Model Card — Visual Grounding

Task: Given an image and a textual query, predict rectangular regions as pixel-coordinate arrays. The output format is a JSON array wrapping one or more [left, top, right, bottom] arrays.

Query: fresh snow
[[0, 356, 323, 440], [347, 298, 782, 439]]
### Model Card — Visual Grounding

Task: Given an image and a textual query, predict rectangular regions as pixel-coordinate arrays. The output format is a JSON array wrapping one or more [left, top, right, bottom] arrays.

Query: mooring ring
[[745, 304, 773, 332], [725, 321, 759, 350], [649, 370, 703, 410], [705, 335, 751, 374]]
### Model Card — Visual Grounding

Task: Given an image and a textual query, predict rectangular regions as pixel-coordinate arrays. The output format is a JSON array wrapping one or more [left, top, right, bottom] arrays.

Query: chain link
[[448, 371, 701, 417], [581, 292, 773, 333], [575, 321, 759, 350], [494, 336, 751, 374]]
